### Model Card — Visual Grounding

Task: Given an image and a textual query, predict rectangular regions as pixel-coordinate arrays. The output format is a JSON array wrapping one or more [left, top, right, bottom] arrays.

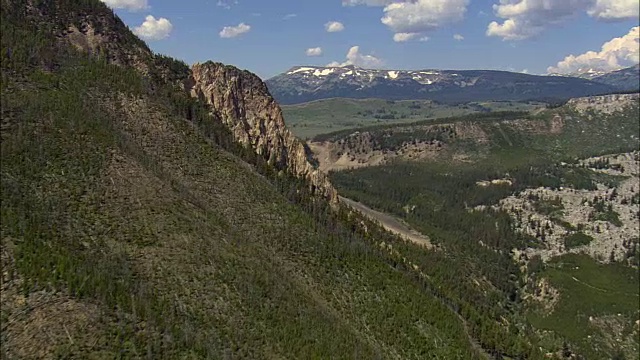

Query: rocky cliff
[[188, 62, 337, 201], [36, 0, 337, 202], [567, 93, 639, 115]]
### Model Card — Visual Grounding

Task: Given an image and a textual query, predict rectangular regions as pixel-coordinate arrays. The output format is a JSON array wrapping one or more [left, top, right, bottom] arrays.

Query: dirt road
[[339, 196, 432, 249]]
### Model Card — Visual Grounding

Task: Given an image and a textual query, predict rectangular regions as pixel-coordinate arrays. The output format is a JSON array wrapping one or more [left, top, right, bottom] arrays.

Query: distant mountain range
[[265, 65, 635, 105], [591, 64, 640, 91]]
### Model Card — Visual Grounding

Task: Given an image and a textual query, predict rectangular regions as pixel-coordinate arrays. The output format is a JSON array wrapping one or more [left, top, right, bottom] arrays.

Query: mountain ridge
[[591, 64, 640, 91], [32, 1, 337, 201], [266, 65, 617, 105]]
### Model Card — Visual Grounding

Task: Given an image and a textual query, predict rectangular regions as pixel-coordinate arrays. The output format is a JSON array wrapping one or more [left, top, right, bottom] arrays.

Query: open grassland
[[281, 98, 545, 139]]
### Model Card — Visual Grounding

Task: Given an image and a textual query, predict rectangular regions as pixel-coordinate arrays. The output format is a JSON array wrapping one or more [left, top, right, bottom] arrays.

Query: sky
[[103, 0, 639, 79]]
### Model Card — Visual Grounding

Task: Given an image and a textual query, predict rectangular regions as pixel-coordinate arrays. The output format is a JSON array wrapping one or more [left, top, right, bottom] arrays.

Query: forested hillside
[[328, 95, 640, 359], [0, 0, 551, 358]]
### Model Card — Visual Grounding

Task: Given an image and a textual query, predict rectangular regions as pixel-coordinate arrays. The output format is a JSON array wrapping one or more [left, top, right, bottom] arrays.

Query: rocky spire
[[187, 62, 338, 202]]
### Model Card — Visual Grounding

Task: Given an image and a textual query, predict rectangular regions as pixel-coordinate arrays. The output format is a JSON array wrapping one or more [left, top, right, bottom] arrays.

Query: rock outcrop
[[40, 0, 337, 202], [567, 93, 639, 115], [188, 62, 338, 201]]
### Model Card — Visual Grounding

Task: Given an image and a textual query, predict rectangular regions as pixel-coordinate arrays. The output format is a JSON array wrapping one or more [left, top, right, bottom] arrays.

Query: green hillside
[[328, 98, 640, 359], [0, 1, 543, 358]]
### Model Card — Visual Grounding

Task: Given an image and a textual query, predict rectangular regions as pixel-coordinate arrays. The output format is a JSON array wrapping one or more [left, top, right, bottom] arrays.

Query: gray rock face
[[567, 93, 640, 115], [188, 62, 338, 202]]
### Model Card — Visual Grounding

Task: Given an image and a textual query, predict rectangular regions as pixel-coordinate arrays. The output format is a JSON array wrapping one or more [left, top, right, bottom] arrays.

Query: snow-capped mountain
[[265, 65, 617, 104], [549, 68, 609, 80], [591, 64, 640, 91], [279, 65, 463, 86]]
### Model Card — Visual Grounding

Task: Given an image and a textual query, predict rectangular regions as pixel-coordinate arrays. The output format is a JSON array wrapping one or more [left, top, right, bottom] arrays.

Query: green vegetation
[[532, 197, 564, 217], [328, 91, 639, 358], [563, 232, 594, 249], [528, 254, 639, 360], [2, 1, 638, 359], [281, 97, 544, 139], [589, 197, 624, 227], [1, 1, 522, 358]]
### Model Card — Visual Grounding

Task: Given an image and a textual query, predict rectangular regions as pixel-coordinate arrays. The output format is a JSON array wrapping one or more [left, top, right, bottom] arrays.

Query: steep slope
[[592, 64, 640, 92], [265, 65, 616, 104], [0, 0, 335, 201], [187, 62, 336, 200], [1, 1, 509, 359]]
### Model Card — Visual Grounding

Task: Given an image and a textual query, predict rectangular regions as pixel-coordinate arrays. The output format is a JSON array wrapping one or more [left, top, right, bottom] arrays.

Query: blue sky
[[104, 0, 639, 79]]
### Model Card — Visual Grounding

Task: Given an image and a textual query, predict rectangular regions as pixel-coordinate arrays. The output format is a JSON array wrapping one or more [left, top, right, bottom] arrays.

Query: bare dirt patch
[[339, 196, 432, 249], [1, 238, 111, 359]]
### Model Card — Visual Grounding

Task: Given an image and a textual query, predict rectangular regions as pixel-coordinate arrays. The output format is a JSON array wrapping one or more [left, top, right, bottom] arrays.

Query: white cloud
[[588, 0, 639, 20], [383, 0, 469, 40], [306, 47, 323, 56], [216, 0, 238, 9], [283, 13, 297, 20], [326, 46, 384, 68], [487, 0, 639, 40], [419, 36, 430, 42], [325, 21, 345, 32], [393, 32, 421, 42], [100, 0, 147, 11], [219, 23, 251, 38], [547, 26, 639, 74], [343, 0, 469, 40], [453, 34, 464, 40], [133, 15, 172, 40]]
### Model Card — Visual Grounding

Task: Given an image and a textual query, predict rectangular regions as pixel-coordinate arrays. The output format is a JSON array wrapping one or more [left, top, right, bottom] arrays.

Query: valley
[[1, 1, 638, 359], [321, 93, 640, 359], [282, 97, 545, 139]]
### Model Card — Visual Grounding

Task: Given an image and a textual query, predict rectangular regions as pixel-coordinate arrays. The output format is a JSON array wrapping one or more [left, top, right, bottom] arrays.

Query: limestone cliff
[[567, 93, 639, 115], [188, 62, 338, 201]]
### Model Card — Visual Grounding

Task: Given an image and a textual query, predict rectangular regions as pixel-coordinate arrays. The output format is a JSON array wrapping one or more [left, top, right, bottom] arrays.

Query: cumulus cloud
[[547, 26, 639, 74], [306, 47, 323, 56], [588, 0, 639, 20], [133, 15, 172, 40], [393, 32, 421, 42], [325, 21, 345, 32], [453, 34, 464, 40], [219, 23, 251, 38], [487, 0, 639, 40], [101, 0, 147, 11], [381, 0, 468, 33], [326, 46, 384, 68], [343, 0, 469, 40]]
